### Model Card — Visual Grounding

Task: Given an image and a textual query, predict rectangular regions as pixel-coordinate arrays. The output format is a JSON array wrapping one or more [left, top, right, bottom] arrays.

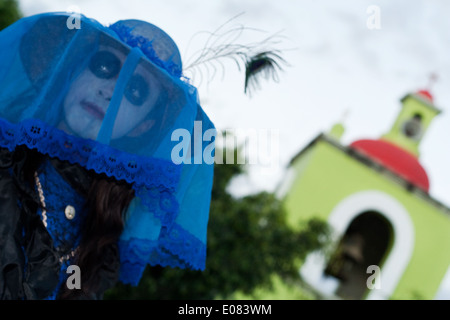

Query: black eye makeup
[[89, 51, 121, 79], [125, 74, 149, 106]]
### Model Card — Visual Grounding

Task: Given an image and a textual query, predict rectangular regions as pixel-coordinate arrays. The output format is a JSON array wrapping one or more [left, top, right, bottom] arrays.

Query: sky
[[17, 0, 450, 300]]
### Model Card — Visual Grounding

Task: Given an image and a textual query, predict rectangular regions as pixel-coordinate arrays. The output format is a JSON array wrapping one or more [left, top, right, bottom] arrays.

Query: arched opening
[[402, 113, 423, 140], [299, 190, 415, 300], [324, 211, 394, 300]]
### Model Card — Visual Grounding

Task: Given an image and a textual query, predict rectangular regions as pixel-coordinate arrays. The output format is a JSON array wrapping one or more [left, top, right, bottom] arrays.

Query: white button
[[65, 205, 76, 220]]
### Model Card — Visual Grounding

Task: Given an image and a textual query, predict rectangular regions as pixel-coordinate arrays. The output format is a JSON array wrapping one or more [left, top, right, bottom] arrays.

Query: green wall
[[282, 137, 450, 299]]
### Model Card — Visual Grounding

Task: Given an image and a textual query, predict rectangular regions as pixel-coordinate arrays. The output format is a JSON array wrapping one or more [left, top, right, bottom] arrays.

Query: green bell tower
[[280, 88, 450, 300], [381, 90, 441, 157]]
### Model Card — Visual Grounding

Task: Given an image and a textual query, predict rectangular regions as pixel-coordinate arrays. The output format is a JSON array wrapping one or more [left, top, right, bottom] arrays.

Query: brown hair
[[59, 175, 135, 299]]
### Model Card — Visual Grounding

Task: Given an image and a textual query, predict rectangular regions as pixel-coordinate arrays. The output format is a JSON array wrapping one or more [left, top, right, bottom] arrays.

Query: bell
[[341, 233, 364, 264]]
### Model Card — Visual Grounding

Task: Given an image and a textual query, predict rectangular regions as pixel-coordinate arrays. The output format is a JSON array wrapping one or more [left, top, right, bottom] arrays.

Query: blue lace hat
[[0, 12, 215, 285]]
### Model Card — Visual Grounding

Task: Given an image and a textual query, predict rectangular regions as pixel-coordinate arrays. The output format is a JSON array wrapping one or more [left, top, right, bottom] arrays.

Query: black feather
[[244, 51, 286, 96], [183, 14, 289, 96]]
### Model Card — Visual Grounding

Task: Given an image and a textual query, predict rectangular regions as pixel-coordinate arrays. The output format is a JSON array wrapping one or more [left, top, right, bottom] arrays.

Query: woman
[[0, 12, 215, 299]]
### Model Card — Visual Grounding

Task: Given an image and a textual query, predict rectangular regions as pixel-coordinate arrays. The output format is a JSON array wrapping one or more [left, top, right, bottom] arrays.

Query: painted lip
[[81, 100, 106, 120]]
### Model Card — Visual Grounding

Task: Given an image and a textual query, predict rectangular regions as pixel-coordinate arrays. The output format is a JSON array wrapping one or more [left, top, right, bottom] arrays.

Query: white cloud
[[17, 0, 450, 299]]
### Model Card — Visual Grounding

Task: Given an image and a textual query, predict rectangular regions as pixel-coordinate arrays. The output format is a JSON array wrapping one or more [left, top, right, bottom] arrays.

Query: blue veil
[[0, 12, 216, 285]]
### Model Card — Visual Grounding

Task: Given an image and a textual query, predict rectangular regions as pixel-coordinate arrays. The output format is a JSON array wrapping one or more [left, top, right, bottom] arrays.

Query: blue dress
[[35, 159, 88, 300], [0, 13, 215, 300]]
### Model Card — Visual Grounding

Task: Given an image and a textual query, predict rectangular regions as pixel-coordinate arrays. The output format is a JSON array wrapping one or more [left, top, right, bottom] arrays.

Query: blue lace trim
[[0, 118, 181, 214], [0, 117, 206, 287], [109, 23, 183, 78], [118, 224, 206, 286]]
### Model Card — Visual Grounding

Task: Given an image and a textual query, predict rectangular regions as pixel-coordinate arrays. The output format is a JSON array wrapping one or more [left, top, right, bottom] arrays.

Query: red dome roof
[[350, 139, 429, 192], [416, 89, 433, 103]]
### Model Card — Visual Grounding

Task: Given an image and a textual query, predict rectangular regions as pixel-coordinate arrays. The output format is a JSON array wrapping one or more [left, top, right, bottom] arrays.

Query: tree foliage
[[105, 146, 330, 300], [0, 0, 22, 31]]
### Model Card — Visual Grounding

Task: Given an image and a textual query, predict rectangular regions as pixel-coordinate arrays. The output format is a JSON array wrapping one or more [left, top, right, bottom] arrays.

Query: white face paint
[[61, 45, 160, 140]]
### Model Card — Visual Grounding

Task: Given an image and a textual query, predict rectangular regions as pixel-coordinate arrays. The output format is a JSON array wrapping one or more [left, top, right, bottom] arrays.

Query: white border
[[300, 190, 415, 300]]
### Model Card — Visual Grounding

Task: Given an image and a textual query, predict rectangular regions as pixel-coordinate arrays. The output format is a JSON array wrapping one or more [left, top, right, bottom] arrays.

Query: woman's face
[[62, 45, 159, 140]]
